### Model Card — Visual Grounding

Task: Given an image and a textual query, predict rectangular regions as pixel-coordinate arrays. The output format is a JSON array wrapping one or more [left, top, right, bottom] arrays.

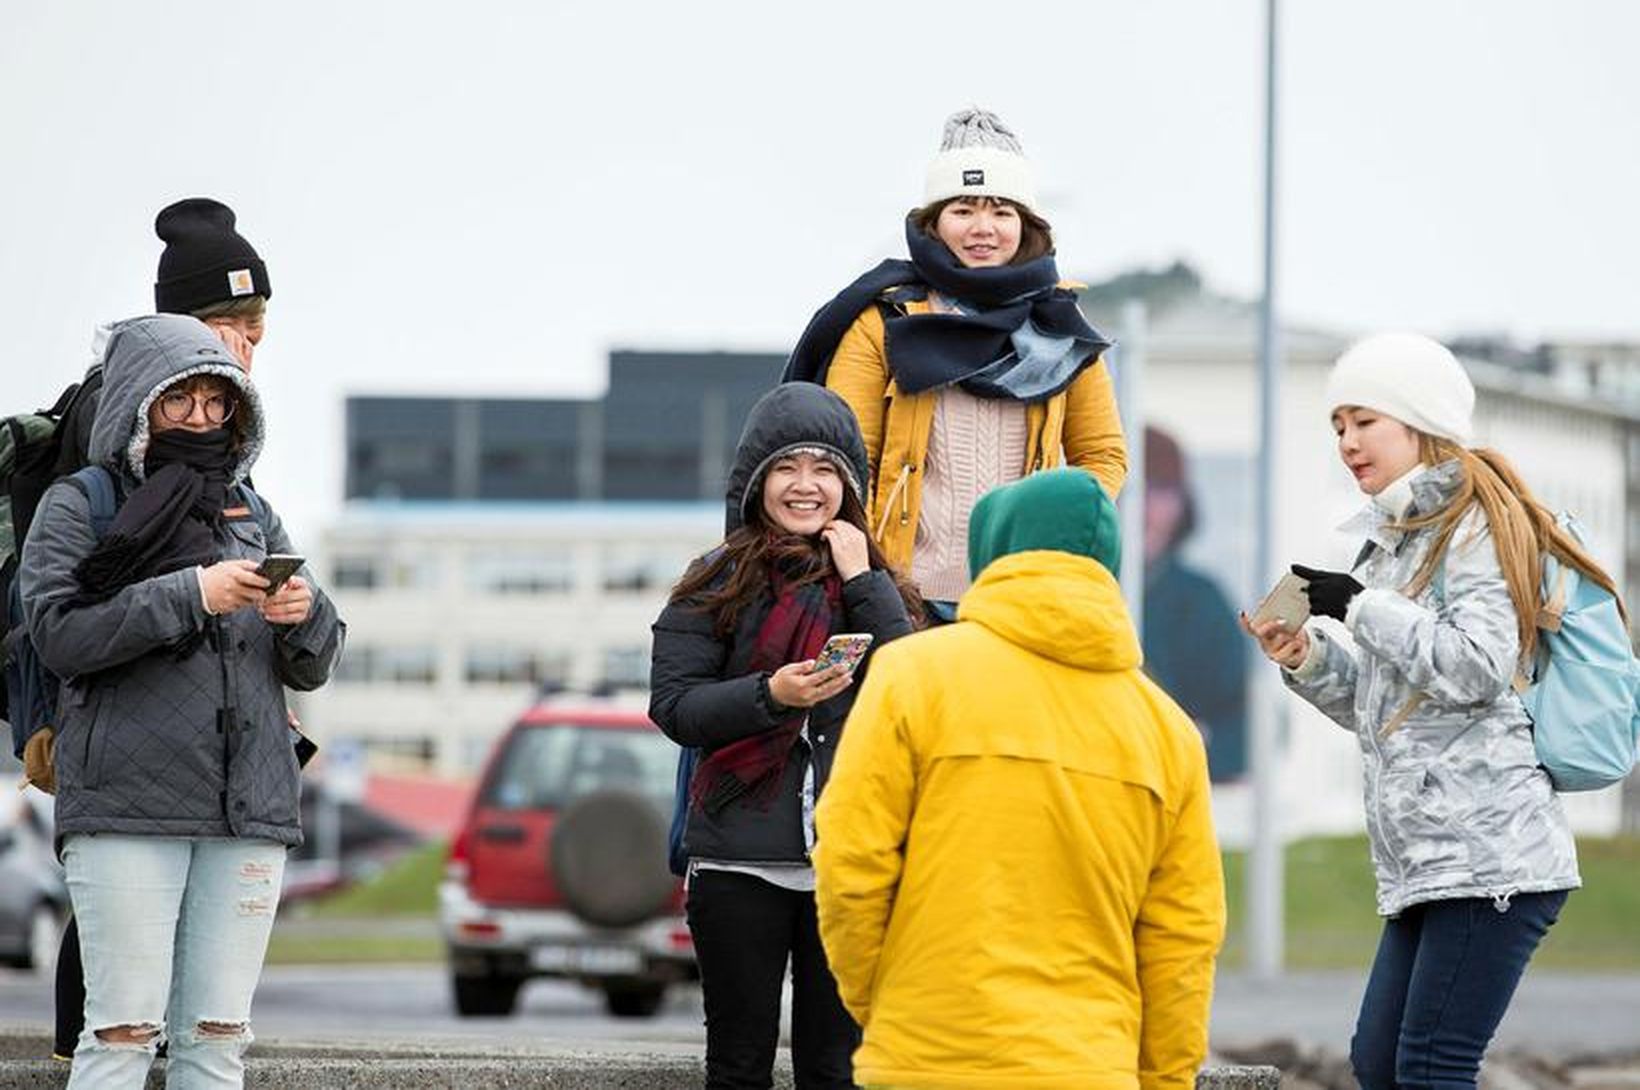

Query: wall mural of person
[[1142, 426, 1248, 781]]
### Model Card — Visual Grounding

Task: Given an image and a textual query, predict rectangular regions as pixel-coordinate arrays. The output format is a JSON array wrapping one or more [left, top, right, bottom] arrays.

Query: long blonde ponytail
[[1399, 436, 1626, 667]]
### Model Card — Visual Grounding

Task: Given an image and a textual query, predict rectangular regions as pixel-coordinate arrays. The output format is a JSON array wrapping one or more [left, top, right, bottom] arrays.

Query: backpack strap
[[1379, 694, 1423, 740], [64, 466, 120, 539], [235, 483, 274, 538], [41, 380, 84, 419], [1537, 565, 1568, 633]]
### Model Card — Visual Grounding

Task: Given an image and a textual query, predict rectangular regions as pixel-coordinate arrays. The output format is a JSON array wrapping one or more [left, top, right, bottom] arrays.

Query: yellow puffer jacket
[[814, 551, 1225, 1090], [824, 300, 1128, 570]]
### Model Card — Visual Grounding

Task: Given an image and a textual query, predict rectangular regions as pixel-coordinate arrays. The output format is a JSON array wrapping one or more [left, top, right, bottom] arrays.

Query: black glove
[[1292, 564, 1364, 623]]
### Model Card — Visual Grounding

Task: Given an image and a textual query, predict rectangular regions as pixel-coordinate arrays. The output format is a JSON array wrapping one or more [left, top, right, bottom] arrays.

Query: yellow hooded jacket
[[814, 550, 1225, 1090]]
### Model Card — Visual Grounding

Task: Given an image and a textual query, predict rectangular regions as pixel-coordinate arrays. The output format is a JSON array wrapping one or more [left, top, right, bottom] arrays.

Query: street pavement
[[1, 965, 1637, 1056]]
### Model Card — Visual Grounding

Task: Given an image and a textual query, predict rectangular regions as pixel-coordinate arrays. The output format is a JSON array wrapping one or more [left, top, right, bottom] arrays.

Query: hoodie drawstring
[[875, 462, 914, 541]]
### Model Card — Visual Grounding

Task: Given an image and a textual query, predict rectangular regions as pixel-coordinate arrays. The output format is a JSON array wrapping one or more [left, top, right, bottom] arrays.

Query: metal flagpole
[[1249, 0, 1286, 980], [1116, 300, 1148, 636]]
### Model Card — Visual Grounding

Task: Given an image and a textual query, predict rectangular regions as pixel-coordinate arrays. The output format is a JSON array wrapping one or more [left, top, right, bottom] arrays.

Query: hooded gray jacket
[[19, 315, 344, 847], [1285, 461, 1579, 917]]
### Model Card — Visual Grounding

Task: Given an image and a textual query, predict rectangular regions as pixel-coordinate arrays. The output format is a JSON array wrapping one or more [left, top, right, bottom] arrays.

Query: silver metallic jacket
[[1285, 462, 1580, 916]]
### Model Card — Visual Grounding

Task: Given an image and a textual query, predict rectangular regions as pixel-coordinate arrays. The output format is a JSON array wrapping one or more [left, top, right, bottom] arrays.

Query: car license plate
[[529, 943, 643, 975]]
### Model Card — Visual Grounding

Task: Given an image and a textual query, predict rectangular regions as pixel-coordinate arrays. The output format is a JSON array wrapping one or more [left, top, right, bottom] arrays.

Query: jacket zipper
[[210, 615, 237, 821], [1359, 551, 1409, 896]]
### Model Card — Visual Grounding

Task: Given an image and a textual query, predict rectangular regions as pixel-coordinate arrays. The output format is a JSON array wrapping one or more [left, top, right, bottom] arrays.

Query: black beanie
[[153, 198, 272, 314]]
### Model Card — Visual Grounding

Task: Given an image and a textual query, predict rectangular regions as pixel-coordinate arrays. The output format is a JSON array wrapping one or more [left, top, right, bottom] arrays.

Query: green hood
[[967, 468, 1121, 580]]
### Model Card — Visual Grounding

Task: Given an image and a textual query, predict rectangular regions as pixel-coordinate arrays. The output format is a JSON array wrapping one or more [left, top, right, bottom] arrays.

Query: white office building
[[302, 502, 719, 776]]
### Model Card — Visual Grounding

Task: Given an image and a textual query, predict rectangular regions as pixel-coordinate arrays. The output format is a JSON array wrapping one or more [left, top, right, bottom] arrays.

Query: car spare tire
[[550, 789, 675, 929]]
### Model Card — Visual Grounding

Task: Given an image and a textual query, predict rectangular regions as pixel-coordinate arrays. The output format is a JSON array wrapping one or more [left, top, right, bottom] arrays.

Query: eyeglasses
[[157, 389, 237, 425]]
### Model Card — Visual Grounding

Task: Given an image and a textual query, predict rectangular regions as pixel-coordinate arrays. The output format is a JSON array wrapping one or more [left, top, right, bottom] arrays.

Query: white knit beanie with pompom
[[923, 108, 1038, 211]]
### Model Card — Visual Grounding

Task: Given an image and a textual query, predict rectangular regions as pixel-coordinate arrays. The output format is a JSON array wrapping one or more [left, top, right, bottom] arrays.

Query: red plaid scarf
[[691, 571, 841, 816]]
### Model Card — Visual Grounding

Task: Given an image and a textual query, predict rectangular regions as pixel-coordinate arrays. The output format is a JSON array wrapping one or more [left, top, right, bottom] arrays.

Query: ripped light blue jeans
[[63, 834, 286, 1090]]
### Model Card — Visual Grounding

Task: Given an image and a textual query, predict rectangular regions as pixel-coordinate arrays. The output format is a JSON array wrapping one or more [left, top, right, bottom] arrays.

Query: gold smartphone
[[1250, 572, 1311, 630]]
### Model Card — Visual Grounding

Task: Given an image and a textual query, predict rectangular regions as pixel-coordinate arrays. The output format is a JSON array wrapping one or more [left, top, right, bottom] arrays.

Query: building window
[[362, 735, 438, 769], [602, 546, 693, 593], [601, 646, 649, 688], [333, 554, 440, 592], [334, 556, 380, 590], [467, 550, 575, 595], [355, 439, 451, 477], [388, 556, 440, 590], [335, 645, 439, 685], [465, 645, 571, 686]]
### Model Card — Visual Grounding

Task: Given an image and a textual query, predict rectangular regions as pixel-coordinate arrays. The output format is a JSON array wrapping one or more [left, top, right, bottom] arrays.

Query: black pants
[[686, 869, 858, 1090]]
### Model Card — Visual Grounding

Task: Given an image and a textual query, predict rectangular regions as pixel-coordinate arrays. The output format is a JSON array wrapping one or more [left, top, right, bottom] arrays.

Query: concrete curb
[[0, 1033, 1283, 1088]]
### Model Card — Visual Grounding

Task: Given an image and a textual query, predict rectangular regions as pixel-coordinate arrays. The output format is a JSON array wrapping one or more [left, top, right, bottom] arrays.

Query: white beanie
[[923, 108, 1038, 211], [1325, 332, 1475, 446]]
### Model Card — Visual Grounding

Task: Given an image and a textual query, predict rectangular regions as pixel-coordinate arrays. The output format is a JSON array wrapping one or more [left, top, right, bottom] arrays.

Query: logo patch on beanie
[[227, 269, 255, 297], [962, 169, 985, 186]]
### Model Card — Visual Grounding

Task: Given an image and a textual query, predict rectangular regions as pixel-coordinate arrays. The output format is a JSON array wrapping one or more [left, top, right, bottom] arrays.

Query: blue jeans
[[1351, 890, 1567, 1090], [64, 835, 286, 1090]]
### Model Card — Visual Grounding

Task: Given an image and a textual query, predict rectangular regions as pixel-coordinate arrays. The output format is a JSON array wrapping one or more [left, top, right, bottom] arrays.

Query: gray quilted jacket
[[1285, 461, 1579, 916], [19, 315, 345, 847]]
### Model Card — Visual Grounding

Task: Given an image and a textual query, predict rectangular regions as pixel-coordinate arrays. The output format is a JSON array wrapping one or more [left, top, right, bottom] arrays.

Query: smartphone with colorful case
[[810, 633, 874, 675]]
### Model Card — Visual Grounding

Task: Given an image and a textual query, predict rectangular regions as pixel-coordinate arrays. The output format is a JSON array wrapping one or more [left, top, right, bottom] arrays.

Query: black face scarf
[[73, 428, 237, 604], [782, 214, 1112, 401]]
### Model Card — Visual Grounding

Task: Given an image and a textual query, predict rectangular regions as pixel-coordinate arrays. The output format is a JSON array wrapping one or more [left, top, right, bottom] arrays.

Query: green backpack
[[0, 372, 103, 725]]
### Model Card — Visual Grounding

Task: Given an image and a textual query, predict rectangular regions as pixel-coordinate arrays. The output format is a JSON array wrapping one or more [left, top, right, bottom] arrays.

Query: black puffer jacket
[[649, 384, 915, 864]]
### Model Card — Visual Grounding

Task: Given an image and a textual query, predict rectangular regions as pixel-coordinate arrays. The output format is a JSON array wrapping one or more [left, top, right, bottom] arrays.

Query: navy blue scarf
[[782, 216, 1111, 401]]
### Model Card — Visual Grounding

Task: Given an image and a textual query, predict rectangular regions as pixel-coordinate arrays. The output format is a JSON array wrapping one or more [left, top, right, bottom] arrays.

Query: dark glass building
[[345, 350, 784, 502]]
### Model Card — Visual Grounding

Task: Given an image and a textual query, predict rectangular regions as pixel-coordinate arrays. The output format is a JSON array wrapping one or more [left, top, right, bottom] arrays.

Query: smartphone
[[256, 554, 305, 594], [810, 633, 874, 675], [1250, 572, 1311, 630]]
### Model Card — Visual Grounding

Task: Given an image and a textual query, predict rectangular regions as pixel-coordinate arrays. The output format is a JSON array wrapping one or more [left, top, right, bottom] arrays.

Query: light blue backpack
[[1517, 516, 1640, 791], [1383, 516, 1640, 791]]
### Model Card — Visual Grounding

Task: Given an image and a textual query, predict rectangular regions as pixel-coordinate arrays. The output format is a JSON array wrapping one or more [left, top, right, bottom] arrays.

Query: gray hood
[[89, 314, 264, 486]]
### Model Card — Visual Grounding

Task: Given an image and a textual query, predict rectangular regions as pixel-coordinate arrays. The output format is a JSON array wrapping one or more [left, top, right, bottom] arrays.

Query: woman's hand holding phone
[[768, 660, 853, 709], [260, 576, 313, 626], [1239, 611, 1311, 669], [200, 559, 269, 615]]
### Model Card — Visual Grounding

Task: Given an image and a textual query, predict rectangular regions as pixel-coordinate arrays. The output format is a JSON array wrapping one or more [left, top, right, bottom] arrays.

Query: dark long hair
[[670, 489, 925, 635]]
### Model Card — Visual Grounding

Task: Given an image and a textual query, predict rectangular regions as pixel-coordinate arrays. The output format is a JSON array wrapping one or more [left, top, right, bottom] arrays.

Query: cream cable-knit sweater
[[911, 387, 1029, 601]]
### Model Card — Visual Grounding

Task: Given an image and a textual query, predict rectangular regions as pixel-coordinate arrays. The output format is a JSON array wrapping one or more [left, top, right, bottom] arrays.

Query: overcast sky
[[3, 2, 1636, 539]]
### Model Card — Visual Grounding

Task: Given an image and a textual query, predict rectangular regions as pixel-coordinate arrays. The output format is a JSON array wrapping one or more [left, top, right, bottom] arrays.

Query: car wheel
[[23, 903, 62, 975], [603, 982, 666, 1018], [451, 972, 522, 1017], [550, 789, 674, 928]]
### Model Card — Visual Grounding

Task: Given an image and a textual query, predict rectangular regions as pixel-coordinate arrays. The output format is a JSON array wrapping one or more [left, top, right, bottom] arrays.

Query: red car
[[440, 694, 695, 1017]]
